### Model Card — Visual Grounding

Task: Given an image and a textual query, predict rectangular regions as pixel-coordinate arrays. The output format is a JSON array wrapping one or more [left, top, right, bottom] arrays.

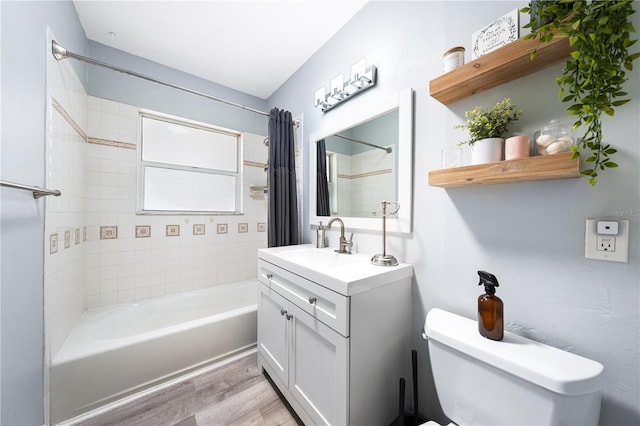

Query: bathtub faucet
[[327, 217, 353, 254]]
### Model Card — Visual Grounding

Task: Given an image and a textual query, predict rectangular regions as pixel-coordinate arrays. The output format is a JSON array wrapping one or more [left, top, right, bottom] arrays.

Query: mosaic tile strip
[[244, 160, 268, 169], [238, 223, 248, 233], [52, 97, 136, 150], [75, 228, 80, 245], [87, 137, 136, 150], [257, 223, 266, 232], [51, 98, 88, 141], [193, 224, 205, 235], [100, 226, 118, 240], [337, 169, 392, 180], [166, 225, 180, 236], [136, 225, 151, 238], [50, 234, 59, 254], [64, 230, 71, 249], [217, 224, 228, 234]]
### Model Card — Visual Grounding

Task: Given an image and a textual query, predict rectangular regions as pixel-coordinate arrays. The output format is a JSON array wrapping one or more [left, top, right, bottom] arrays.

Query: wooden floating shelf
[[428, 152, 580, 188], [430, 36, 572, 105]]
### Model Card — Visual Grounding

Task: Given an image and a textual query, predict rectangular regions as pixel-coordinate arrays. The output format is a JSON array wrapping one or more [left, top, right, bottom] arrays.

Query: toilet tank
[[424, 308, 604, 426]]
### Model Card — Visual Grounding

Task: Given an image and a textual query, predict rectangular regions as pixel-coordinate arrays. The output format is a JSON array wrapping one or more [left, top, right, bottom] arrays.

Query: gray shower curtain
[[268, 108, 299, 247], [316, 139, 330, 216]]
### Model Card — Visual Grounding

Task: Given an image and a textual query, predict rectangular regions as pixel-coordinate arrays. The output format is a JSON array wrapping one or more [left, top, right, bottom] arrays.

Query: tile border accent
[[75, 228, 81, 245], [166, 225, 180, 237], [338, 169, 392, 180], [87, 137, 136, 150], [193, 224, 205, 235], [238, 223, 248, 233], [244, 160, 268, 169], [257, 223, 266, 232], [217, 224, 228, 234], [51, 98, 87, 140], [100, 226, 118, 240], [50, 234, 59, 254], [64, 230, 71, 249], [135, 225, 151, 238], [52, 97, 136, 150]]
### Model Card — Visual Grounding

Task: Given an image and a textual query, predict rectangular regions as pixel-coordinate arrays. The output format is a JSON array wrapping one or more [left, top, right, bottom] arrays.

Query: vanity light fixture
[[314, 59, 377, 112]]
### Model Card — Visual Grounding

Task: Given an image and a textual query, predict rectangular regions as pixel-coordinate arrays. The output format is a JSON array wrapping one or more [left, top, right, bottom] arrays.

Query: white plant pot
[[471, 137, 504, 165]]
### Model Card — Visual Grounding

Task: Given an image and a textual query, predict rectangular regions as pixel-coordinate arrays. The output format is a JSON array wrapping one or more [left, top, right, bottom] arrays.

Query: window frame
[[137, 109, 244, 215]]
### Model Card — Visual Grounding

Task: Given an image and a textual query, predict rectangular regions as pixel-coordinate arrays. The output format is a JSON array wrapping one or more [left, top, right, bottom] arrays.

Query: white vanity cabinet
[[257, 245, 413, 426]]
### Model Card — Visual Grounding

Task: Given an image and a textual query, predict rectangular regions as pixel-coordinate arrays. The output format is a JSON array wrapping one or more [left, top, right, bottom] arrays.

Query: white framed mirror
[[310, 88, 414, 233]]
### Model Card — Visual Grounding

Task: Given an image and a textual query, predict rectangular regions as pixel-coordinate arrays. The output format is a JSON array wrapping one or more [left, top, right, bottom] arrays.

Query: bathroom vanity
[[257, 244, 413, 425]]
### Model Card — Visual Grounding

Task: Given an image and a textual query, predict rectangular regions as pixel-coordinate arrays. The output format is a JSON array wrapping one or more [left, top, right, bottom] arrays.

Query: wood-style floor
[[77, 352, 302, 426]]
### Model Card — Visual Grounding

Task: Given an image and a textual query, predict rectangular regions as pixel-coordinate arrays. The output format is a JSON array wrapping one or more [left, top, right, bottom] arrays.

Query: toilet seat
[[419, 421, 455, 426]]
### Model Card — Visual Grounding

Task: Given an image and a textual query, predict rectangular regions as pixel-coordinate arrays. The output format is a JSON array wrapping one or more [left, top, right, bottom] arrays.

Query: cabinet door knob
[[308, 296, 317, 305], [286, 313, 293, 320], [280, 308, 287, 316], [267, 273, 273, 280]]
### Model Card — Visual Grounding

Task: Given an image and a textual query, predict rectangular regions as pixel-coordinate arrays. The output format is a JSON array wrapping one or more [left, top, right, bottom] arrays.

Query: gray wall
[[87, 41, 269, 135], [269, 1, 639, 424], [0, 1, 87, 424]]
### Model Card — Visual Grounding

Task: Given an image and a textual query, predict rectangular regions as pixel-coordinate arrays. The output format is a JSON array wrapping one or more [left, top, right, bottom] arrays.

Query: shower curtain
[[316, 139, 330, 216], [268, 108, 299, 247]]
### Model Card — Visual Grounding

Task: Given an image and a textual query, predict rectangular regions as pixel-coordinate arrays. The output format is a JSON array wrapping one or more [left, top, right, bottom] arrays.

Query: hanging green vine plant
[[522, 0, 639, 186]]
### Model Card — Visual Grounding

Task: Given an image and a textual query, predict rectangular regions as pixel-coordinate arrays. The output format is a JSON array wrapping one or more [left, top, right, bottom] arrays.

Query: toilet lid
[[419, 422, 456, 426], [424, 308, 604, 395]]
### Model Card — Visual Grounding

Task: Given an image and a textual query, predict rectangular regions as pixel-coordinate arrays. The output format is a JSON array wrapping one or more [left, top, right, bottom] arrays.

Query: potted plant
[[522, 0, 640, 186], [455, 98, 523, 164]]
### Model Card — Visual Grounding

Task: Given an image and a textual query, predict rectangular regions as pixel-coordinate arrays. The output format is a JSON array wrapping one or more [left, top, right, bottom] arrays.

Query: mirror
[[310, 88, 413, 233]]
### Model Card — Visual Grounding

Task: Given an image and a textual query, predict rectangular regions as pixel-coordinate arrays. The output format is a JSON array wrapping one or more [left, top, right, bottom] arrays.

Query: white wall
[[268, 2, 640, 424]]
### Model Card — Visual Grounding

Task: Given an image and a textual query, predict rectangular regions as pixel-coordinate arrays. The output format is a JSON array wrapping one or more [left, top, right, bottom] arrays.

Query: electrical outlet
[[596, 236, 615, 252], [585, 219, 629, 263]]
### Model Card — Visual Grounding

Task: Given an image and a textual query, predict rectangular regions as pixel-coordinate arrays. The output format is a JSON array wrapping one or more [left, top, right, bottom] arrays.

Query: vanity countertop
[[258, 244, 413, 296]]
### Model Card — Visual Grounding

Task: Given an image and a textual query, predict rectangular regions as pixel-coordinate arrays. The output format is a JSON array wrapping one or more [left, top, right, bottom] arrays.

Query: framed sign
[[472, 9, 519, 59]]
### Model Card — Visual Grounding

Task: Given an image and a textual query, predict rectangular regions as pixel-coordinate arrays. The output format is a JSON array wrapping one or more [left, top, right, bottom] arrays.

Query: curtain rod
[[51, 40, 273, 118], [334, 134, 392, 153]]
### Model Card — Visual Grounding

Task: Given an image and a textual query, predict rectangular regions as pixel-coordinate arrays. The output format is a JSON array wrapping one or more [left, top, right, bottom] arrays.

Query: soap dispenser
[[477, 270, 503, 341], [316, 221, 326, 248]]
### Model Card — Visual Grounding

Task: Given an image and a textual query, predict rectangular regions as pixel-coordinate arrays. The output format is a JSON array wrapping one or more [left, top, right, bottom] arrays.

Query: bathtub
[[50, 279, 258, 424]]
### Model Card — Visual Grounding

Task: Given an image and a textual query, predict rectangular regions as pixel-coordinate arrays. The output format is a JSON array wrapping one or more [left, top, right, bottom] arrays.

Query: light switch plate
[[585, 219, 629, 263]]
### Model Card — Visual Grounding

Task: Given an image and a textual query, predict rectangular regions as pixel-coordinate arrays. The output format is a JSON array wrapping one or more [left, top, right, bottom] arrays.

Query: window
[[138, 111, 242, 214]]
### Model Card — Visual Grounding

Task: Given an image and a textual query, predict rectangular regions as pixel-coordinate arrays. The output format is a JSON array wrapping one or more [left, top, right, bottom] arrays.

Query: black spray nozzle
[[478, 270, 499, 294]]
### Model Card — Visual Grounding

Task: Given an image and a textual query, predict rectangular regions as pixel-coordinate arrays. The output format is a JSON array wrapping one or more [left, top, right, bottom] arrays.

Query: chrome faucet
[[327, 218, 353, 254]]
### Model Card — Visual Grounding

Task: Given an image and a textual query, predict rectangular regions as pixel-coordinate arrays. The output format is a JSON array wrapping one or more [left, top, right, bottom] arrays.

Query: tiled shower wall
[[83, 96, 268, 309], [335, 148, 394, 217], [45, 53, 270, 362]]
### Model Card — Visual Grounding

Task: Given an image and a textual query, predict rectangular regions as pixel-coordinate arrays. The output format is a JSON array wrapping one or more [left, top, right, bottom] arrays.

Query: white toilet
[[422, 308, 604, 426]]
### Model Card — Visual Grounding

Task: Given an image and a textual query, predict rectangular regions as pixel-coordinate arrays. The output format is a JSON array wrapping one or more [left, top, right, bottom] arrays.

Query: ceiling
[[73, 1, 368, 99]]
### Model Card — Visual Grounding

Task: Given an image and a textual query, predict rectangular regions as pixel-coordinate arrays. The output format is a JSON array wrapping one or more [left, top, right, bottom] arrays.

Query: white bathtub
[[50, 280, 258, 424]]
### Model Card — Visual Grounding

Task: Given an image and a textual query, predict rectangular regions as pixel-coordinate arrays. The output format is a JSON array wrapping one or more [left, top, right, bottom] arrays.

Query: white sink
[[280, 247, 364, 268], [258, 244, 413, 296]]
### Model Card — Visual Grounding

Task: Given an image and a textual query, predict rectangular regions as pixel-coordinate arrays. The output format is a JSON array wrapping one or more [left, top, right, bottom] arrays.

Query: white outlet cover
[[585, 219, 629, 263]]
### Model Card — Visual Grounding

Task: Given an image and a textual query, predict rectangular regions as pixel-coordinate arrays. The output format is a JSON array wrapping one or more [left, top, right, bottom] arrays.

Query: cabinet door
[[288, 303, 349, 426], [258, 284, 290, 385]]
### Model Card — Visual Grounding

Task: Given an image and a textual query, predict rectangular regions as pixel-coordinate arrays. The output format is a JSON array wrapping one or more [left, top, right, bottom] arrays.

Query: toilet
[[422, 308, 604, 426]]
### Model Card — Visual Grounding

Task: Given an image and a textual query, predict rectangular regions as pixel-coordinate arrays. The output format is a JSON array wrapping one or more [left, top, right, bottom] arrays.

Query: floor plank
[[75, 352, 302, 426]]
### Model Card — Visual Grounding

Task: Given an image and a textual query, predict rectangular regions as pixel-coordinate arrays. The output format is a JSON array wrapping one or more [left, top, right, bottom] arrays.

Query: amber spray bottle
[[477, 271, 503, 341]]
